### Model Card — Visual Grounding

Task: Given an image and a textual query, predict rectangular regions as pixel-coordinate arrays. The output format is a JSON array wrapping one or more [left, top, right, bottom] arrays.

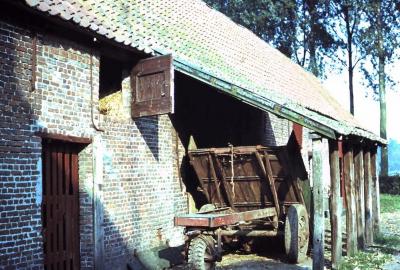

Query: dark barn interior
[[172, 72, 268, 149], [171, 72, 271, 210]]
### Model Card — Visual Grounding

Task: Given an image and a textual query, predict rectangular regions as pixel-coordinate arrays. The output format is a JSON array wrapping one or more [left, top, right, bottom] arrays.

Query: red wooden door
[[42, 140, 80, 270]]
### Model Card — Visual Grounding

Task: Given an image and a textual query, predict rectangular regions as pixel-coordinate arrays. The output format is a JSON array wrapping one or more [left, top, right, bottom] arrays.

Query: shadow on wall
[[87, 134, 185, 270], [0, 19, 43, 268], [80, 189, 185, 270], [136, 115, 160, 161]]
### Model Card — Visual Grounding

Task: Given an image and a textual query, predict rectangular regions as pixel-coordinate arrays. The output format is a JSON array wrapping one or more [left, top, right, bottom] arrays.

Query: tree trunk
[[379, 55, 388, 176], [344, 5, 354, 115], [308, 1, 319, 77], [377, 2, 388, 176]]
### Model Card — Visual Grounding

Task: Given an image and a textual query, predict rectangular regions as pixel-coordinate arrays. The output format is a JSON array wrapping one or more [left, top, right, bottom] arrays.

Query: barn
[[0, 0, 384, 269]]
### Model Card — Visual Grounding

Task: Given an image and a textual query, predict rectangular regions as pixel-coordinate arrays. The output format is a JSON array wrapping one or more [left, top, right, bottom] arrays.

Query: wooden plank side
[[65, 146, 73, 267], [208, 154, 224, 207], [214, 155, 236, 210], [56, 145, 64, 263], [255, 151, 280, 216], [371, 146, 380, 236], [343, 143, 357, 256], [354, 145, 365, 250], [329, 140, 342, 269], [363, 146, 373, 246], [63, 146, 71, 270], [50, 144, 58, 263], [312, 137, 324, 270]]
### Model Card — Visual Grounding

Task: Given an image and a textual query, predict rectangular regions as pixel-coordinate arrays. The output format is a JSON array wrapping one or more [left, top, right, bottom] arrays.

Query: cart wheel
[[284, 204, 309, 263], [188, 235, 216, 270]]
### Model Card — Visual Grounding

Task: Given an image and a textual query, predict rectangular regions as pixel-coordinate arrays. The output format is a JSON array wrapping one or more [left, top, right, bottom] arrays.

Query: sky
[[323, 60, 400, 142]]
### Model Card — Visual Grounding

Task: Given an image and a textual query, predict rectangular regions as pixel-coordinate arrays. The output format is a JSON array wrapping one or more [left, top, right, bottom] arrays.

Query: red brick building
[[0, 0, 383, 269]]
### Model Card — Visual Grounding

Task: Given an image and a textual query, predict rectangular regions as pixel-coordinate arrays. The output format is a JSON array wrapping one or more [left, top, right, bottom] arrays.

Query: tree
[[329, 0, 366, 115], [360, 1, 400, 176]]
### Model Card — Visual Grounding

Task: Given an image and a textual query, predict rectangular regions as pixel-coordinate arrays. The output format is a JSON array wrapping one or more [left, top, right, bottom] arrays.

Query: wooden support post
[[343, 142, 357, 256], [354, 145, 365, 249], [364, 145, 373, 245], [312, 136, 324, 270], [371, 146, 380, 236], [329, 140, 342, 269]]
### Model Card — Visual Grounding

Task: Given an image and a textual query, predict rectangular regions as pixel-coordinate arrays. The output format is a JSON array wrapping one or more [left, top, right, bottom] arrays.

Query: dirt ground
[[171, 237, 313, 270], [380, 212, 400, 270], [215, 252, 312, 270], [172, 198, 400, 270], [171, 215, 400, 270]]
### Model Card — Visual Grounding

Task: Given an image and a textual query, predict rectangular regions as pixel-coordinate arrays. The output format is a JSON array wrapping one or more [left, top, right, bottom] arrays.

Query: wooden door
[[42, 140, 80, 270]]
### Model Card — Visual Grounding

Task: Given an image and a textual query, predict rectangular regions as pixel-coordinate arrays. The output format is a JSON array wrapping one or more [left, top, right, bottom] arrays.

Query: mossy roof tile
[[24, 0, 384, 143]]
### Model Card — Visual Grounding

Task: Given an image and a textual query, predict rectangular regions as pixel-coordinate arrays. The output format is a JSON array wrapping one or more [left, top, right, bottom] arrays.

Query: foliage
[[338, 251, 391, 270], [380, 176, 400, 195], [359, 1, 400, 95], [380, 194, 400, 213]]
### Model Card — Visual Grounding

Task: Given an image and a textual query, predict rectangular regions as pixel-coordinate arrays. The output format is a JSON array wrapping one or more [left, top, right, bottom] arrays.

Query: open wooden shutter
[[131, 54, 174, 118]]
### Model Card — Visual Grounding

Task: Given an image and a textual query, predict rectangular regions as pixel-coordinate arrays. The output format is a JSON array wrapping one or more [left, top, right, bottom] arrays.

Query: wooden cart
[[175, 145, 310, 270]]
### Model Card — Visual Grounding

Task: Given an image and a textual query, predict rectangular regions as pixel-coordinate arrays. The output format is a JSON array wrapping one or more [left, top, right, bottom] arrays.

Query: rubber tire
[[284, 204, 309, 263], [188, 235, 216, 270]]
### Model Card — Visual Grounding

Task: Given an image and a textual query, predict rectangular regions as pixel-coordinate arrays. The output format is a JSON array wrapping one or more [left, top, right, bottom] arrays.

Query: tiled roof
[[24, 0, 384, 143]]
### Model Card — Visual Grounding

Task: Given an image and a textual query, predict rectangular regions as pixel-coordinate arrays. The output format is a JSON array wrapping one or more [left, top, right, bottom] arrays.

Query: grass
[[338, 194, 400, 270], [380, 193, 400, 214], [338, 251, 392, 270]]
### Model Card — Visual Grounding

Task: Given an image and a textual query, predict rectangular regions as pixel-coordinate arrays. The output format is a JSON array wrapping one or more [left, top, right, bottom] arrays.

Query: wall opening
[[99, 55, 123, 99], [171, 72, 268, 210]]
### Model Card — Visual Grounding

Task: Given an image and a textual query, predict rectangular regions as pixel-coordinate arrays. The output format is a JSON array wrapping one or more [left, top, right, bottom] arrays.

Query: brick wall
[[1, 15, 297, 270], [0, 17, 188, 270], [265, 112, 292, 146], [33, 30, 98, 270], [0, 20, 43, 269], [99, 114, 187, 268]]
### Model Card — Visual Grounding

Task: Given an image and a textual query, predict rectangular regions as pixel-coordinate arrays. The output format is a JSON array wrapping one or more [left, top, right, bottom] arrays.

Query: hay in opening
[[99, 90, 125, 118]]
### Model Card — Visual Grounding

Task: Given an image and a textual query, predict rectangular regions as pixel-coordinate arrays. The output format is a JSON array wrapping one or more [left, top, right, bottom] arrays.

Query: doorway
[[42, 140, 80, 270]]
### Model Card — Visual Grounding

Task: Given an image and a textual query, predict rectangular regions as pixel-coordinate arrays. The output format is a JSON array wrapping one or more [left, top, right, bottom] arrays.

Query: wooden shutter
[[131, 54, 174, 118]]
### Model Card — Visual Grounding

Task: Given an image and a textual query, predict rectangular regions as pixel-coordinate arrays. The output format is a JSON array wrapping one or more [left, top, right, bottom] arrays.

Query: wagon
[[175, 144, 310, 269]]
